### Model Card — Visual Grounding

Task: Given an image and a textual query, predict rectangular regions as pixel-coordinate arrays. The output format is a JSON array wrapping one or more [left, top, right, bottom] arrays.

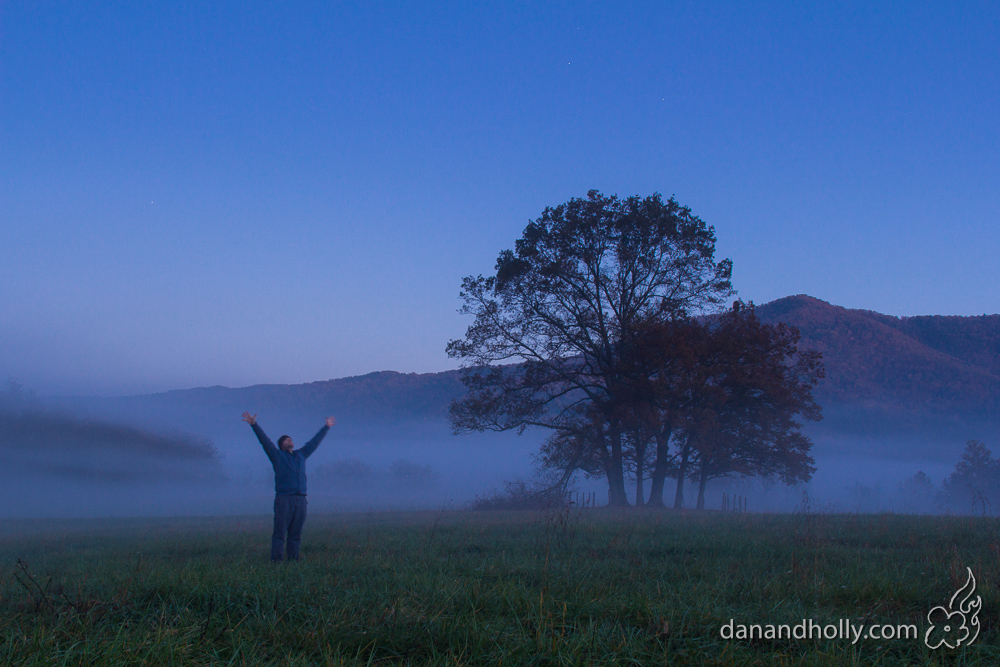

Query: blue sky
[[2, 1, 998, 396]]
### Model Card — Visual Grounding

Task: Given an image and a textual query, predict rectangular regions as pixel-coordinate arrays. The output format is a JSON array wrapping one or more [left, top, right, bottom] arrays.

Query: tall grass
[[1, 509, 997, 666]]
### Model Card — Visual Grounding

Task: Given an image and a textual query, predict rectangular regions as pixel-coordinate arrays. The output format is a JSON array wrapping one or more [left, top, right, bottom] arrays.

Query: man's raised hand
[[326, 416, 336, 428], [242, 411, 257, 425]]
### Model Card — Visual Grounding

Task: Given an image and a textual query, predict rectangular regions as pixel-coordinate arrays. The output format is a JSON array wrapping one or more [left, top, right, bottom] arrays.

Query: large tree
[[447, 190, 733, 506]]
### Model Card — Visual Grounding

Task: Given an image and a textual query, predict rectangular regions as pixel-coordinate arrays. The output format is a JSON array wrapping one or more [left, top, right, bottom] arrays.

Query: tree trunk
[[696, 464, 709, 510], [673, 437, 692, 509], [595, 431, 616, 507], [607, 420, 630, 506], [634, 438, 647, 507], [647, 425, 672, 508], [595, 425, 626, 507]]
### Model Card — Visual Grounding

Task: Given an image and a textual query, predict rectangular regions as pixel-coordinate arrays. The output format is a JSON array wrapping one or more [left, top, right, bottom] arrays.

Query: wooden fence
[[721, 492, 747, 512], [564, 491, 598, 508]]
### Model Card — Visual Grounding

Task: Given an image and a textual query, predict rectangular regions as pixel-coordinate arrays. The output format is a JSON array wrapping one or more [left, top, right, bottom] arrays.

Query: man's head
[[278, 435, 294, 452]]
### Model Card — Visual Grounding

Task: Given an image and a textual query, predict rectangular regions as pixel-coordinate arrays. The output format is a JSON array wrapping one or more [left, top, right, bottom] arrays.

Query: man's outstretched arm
[[243, 411, 278, 464], [301, 416, 335, 458]]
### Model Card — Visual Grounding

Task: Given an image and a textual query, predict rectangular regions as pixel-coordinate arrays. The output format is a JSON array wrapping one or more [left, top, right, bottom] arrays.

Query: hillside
[[755, 295, 1000, 436], [57, 371, 468, 439], [160, 370, 467, 423]]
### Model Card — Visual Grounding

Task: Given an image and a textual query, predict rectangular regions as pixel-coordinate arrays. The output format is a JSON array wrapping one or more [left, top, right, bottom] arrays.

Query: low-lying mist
[[0, 399, 545, 517], [3, 387, 997, 518]]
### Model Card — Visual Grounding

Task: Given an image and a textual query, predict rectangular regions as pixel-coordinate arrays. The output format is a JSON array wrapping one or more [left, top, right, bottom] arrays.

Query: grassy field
[[0, 507, 997, 666]]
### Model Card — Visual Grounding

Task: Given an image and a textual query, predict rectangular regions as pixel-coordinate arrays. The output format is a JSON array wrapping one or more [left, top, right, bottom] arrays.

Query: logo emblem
[[924, 567, 982, 649]]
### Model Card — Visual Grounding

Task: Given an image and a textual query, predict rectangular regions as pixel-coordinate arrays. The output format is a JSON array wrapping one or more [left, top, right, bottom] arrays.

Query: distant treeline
[[1, 383, 223, 484]]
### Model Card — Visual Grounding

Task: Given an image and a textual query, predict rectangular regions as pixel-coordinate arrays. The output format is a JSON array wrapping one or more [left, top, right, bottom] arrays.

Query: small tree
[[687, 303, 822, 508], [638, 302, 822, 509], [939, 440, 1000, 513]]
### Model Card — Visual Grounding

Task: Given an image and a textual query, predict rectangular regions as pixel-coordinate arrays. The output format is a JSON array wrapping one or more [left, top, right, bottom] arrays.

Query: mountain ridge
[[755, 295, 1000, 416], [51, 296, 1000, 449]]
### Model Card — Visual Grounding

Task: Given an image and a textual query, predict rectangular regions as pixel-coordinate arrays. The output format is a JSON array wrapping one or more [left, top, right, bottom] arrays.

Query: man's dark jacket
[[252, 423, 329, 495]]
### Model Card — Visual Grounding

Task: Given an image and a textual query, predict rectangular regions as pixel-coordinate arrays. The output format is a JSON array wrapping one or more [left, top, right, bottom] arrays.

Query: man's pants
[[272, 494, 307, 561]]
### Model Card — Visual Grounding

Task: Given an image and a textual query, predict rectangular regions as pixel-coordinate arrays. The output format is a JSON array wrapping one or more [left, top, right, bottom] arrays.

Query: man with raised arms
[[242, 411, 335, 562]]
